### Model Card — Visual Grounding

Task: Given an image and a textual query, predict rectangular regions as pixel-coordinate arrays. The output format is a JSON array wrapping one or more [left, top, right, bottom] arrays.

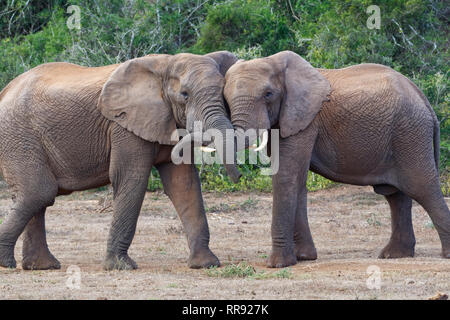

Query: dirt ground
[[0, 183, 448, 300]]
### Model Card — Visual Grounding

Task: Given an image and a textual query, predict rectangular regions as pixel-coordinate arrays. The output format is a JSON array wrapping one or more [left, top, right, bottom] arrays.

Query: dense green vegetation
[[0, 0, 448, 194]]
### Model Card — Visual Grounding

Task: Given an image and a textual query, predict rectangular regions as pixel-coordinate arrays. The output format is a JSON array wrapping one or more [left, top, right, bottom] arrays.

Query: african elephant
[[222, 50, 450, 267], [0, 51, 241, 270]]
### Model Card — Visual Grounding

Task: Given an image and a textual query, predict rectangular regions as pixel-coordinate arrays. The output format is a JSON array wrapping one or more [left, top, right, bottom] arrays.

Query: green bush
[[193, 0, 293, 55]]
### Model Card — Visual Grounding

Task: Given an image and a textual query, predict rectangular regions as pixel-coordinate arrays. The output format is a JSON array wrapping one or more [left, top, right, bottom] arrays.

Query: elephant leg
[[22, 208, 61, 270], [0, 164, 57, 269], [394, 146, 450, 258], [294, 187, 317, 261], [378, 191, 415, 259], [103, 128, 157, 271], [156, 162, 219, 269], [410, 183, 450, 258], [268, 126, 318, 268]]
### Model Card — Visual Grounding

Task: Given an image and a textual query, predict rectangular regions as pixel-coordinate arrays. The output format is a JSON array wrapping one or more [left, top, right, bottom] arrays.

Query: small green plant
[[206, 262, 257, 278], [367, 213, 382, 227], [253, 268, 293, 280], [147, 168, 163, 191], [306, 172, 335, 192], [0, 218, 2, 224], [206, 203, 232, 213], [425, 220, 435, 229], [240, 197, 258, 211], [273, 268, 293, 279], [206, 262, 293, 280], [156, 247, 166, 255]]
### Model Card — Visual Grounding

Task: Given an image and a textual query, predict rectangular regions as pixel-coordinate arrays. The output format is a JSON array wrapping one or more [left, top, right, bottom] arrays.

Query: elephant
[[0, 51, 242, 271], [222, 50, 450, 267]]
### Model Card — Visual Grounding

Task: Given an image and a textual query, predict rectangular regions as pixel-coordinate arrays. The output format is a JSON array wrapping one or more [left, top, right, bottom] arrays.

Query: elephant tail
[[422, 95, 440, 172], [432, 107, 440, 172], [422, 96, 440, 172]]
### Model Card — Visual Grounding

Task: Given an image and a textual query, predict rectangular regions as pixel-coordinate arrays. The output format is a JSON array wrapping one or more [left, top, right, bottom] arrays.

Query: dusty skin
[[0, 182, 448, 300]]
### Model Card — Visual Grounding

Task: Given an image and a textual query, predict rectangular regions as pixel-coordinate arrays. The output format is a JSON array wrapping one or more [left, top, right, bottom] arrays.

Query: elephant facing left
[[0, 51, 240, 270]]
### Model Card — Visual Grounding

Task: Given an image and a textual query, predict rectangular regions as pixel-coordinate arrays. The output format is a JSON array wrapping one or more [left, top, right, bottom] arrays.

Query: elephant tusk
[[199, 146, 216, 153], [252, 130, 269, 152]]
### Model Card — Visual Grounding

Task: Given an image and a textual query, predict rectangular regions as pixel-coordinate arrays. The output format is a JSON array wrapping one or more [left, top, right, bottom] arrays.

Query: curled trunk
[[171, 107, 241, 183]]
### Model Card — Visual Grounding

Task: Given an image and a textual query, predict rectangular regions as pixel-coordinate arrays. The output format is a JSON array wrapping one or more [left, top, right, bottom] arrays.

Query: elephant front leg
[[104, 172, 151, 270], [103, 129, 157, 271], [269, 174, 298, 268], [156, 162, 219, 269], [294, 188, 317, 261], [268, 128, 317, 268]]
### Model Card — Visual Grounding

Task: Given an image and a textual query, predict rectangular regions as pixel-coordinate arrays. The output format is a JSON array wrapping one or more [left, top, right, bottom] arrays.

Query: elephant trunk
[[203, 113, 242, 183], [171, 90, 241, 183]]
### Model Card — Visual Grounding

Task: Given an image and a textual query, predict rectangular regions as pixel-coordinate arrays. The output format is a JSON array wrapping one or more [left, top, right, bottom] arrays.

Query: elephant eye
[[264, 91, 273, 99], [181, 91, 189, 101]]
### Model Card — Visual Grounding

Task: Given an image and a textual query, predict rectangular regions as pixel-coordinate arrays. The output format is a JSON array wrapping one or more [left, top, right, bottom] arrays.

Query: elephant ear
[[98, 54, 177, 145], [204, 51, 239, 76], [270, 51, 331, 138]]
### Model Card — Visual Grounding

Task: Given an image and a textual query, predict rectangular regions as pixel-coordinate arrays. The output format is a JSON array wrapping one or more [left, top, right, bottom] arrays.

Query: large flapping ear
[[269, 51, 331, 138], [204, 51, 239, 76], [98, 54, 177, 145]]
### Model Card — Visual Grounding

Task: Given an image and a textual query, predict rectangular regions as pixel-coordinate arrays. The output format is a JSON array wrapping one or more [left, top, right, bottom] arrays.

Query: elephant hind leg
[[376, 190, 415, 259], [22, 208, 61, 270], [408, 182, 450, 258], [0, 163, 58, 269], [395, 164, 450, 258]]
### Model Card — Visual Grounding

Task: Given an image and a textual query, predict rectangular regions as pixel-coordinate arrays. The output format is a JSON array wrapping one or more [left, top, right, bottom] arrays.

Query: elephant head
[[97, 51, 241, 182], [223, 51, 331, 151]]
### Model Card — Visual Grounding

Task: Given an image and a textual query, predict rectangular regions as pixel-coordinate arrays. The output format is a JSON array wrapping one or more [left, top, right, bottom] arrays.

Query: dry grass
[[0, 185, 448, 300]]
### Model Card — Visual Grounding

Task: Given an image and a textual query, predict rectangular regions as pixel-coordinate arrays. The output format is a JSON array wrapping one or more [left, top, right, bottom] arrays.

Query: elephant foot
[[267, 248, 297, 268], [103, 254, 138, 271], [295, 243, 317, 261], [188, 248, 220, 269], [378, 239, 415, 259], [0, 244, 16, 269], [22, 249, 61, 270]]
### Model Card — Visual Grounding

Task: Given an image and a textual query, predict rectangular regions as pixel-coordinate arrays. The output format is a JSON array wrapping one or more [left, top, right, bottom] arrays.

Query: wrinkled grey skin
[[224, 51, 450, 267], [0, 51, 239, 270]]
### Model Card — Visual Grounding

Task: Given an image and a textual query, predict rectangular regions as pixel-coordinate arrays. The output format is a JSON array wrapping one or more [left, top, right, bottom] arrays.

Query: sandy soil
[[0, 183, 448, 300]]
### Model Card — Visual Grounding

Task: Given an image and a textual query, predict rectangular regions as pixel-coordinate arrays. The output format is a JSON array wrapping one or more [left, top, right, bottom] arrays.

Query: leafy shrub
[[193, 0, 294, 55]]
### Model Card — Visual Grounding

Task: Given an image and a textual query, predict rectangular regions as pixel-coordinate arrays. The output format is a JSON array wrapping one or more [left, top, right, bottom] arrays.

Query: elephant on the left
[[0, 51, 240, 270]]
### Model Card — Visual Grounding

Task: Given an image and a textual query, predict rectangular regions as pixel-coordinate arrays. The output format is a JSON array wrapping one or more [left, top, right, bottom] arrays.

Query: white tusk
[[253, 130, 269, 152], [199, 146, 216, 153]]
